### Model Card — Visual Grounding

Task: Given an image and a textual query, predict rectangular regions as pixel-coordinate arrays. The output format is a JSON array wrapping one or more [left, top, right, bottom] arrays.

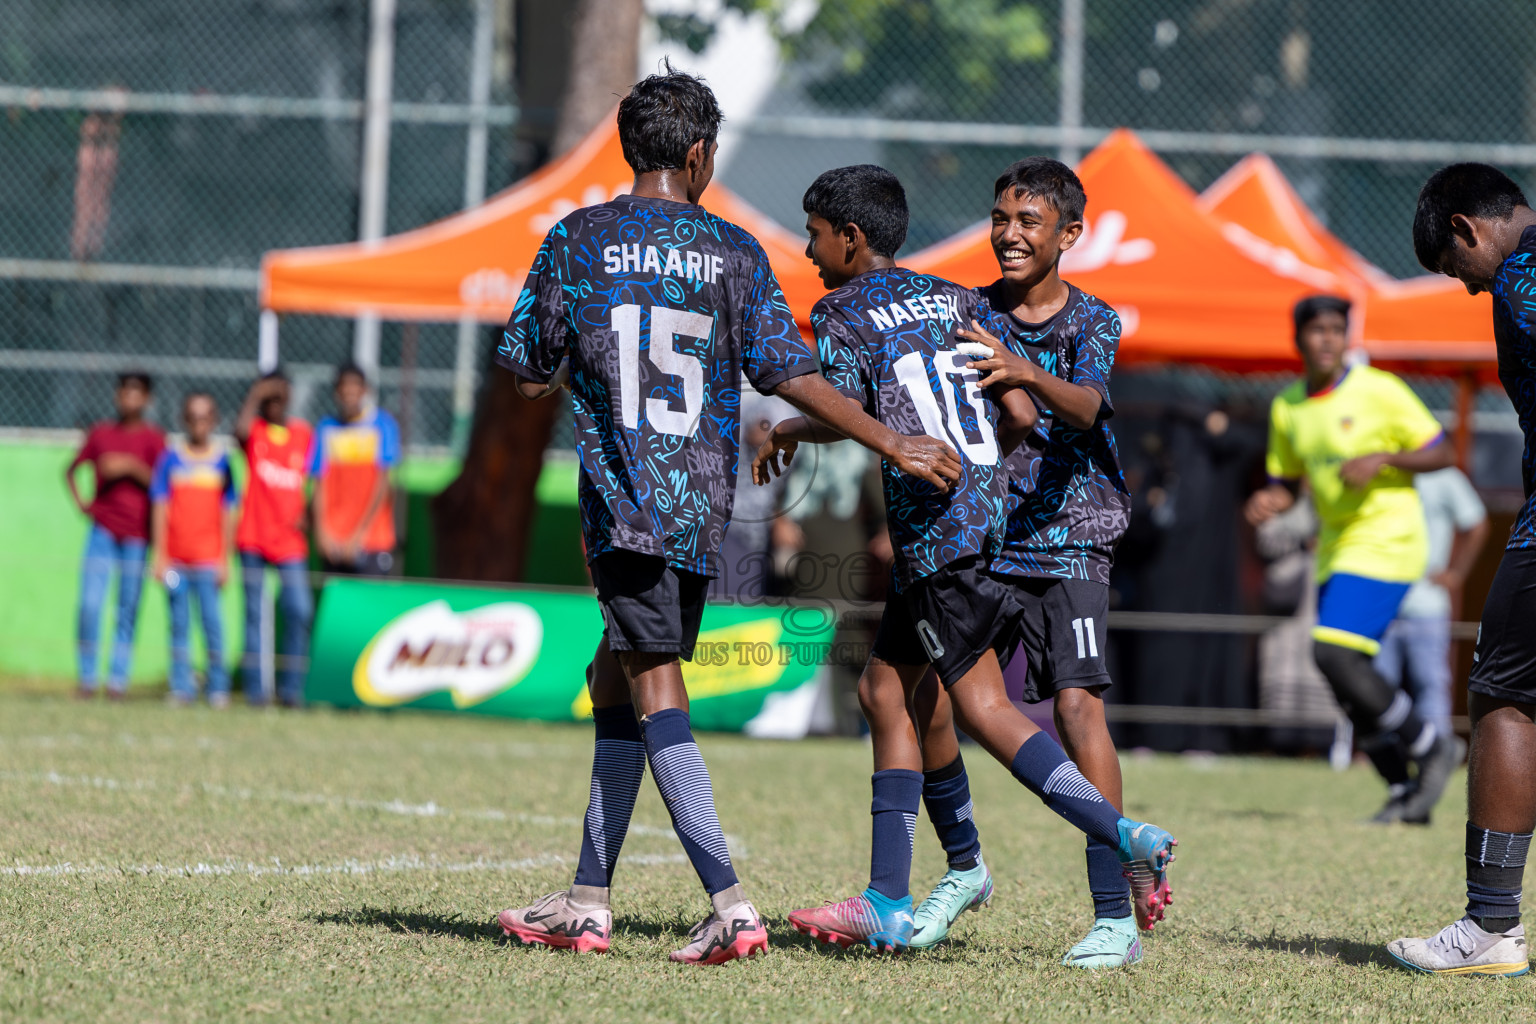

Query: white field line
[[0, 770, 749, 855], [0, 733, 583, 761], [0, 851, 688, 880]]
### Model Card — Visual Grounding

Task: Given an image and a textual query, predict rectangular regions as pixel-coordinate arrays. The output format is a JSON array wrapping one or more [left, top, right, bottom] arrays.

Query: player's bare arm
[[772, 372, 962, 492], [750, 414, 848, 484], [1244, 480, 1298, 526], [1339, 436, 1456, 488], [994, 385, 1039, 456], [234, 377, 279, 444], [958, 319, 1103, 429]]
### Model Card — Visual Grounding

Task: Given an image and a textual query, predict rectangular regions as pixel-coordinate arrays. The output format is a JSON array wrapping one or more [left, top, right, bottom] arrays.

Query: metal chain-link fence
[[0, 0, 515, 448], [3, 0, 1535, 448]]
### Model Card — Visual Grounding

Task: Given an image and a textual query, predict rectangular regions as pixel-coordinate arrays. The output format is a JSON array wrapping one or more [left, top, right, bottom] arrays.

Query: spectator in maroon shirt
[[66, 371, 166, 699]]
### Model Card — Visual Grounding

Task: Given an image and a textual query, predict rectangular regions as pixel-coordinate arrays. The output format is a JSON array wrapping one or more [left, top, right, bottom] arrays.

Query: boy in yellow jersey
[[1247, 295, 1459, 824]]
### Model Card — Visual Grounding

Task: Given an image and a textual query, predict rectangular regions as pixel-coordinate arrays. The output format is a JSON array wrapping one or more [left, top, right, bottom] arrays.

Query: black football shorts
[[1002, 576, 1113, 703], [872, 556, 1023, 687], [590, 549, 709, 660], [1468, 546, 1536, 706]]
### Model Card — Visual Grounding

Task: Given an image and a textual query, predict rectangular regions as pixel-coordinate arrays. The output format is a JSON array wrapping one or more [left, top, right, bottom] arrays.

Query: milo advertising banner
[[305, 579, 835, 735]]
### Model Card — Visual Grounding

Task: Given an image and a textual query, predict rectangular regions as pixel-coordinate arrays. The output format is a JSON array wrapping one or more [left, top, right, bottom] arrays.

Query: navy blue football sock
[[1086, 837, 1132, 919], [572, 704, 646, 889], [869, 768, 923, 902], [1009, 732, 1122, 850], [1467, 823, 1530, 931], [641, 707, 739, 896], [922, 755, 981, 871]]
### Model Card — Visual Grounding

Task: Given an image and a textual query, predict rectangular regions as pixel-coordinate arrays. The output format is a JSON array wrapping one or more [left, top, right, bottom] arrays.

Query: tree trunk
[[432, 0, 642, 583]]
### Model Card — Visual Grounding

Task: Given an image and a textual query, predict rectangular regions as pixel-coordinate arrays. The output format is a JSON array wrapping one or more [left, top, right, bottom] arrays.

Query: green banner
[[305, 579, 834, 733]]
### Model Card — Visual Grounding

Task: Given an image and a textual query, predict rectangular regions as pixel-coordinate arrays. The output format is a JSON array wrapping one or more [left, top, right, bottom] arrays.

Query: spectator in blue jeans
[[1375, 466, 1488, 734], [234, 373, 315, 707], [150, 394, 237, 706], [65, 372, 166, 699]]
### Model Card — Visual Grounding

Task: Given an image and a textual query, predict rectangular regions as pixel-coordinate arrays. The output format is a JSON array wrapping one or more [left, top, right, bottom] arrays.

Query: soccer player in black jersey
[[493, 69, 961, 965], [1390, 165, 1536, 976], [753, 165, 1177, 958], [899, 159, 1165, 968]]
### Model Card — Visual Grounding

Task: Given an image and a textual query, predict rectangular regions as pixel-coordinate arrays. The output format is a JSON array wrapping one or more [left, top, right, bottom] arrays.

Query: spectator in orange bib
[[150, 393, 236, 707], [310, 362, 401, 577], [234, 370, 315, 708]]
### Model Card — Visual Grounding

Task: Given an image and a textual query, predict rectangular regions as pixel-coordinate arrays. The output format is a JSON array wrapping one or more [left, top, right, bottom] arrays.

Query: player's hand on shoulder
[[1339, 452, 1389, 488], [751, 426, 798, 485], [959, 320, 1034, 390], [890, 433, 961, 492]]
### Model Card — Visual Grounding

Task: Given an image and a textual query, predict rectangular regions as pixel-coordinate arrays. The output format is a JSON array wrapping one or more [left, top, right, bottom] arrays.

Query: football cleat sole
[[670, 926, 769, 965], [498, 910, 609, 953]]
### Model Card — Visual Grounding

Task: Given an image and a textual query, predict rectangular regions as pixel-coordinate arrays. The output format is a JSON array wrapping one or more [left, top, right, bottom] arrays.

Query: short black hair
[[993, 157, 1087, 226], [117, 370, 152, 392], [1292, 294, 1351, 338], [802, 165, 909, 259], [617, 60, 723, 174], [1413, 163, 1529, 272], [334, 360, 368, 389]]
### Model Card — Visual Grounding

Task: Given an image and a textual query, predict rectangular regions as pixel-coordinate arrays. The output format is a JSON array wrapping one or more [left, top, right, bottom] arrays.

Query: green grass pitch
[[0, 691, 1526, 1022]]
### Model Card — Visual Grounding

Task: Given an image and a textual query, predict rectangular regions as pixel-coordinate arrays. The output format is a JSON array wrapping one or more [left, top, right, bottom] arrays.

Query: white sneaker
[[1387, 916, 1529, 976]]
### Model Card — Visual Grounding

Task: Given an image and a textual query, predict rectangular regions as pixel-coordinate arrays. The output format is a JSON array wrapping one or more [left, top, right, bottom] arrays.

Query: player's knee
[[857, 671, 903, 720], [1052, 687, 1107, 738]]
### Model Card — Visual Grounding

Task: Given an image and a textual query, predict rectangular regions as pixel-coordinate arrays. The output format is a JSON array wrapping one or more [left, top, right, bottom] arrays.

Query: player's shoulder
[[1063, 284, 1121, 332], [1274, 379, 1308, 407], [1352, 364, 1414, 397], [810, 285, 859, 326], [1499, 226, 1536, 283]]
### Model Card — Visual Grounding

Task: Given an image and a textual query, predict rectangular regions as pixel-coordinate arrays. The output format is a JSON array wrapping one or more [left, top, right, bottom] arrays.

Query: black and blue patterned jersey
[[497, 193, 819, 577], [976, 282, 1131, 584], [1493, 224, 1536, 550], [813, 268, 1013, 589]]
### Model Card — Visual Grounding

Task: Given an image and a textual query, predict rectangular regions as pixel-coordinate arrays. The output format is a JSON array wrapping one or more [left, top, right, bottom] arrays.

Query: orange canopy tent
[[1198, 153, 1495, 374], [905, 130, 1331, 370], [259, 113, 825, 327]]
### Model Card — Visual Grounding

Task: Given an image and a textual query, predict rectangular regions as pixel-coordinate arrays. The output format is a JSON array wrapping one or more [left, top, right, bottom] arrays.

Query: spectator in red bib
[[66, 370, 166, 700], [234, 370, 315, 708], [310, 362, 400, 577], [150, 393, 236, 707]]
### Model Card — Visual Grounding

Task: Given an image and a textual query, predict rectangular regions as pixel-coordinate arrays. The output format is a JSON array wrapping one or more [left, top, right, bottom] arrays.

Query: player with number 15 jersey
[[497, 192, 817, 579]]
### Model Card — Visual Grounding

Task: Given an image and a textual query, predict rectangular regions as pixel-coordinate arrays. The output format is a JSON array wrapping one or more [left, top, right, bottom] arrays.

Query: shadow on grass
[[1233, 931, 1387, 967], [311, 907, 502, 943]]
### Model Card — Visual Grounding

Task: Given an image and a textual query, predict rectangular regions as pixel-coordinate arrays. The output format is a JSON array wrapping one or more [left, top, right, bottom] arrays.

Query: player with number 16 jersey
[[812, 271, 1012, 591]]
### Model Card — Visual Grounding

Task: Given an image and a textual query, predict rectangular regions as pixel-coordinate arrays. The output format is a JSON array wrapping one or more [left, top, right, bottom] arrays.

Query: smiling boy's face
[[804, 213, 852, 289], [990, 189, 1081, 286]]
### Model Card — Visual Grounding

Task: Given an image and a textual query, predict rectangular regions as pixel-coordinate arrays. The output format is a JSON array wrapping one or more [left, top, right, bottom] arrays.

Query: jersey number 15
[[613, 303, 714, 438]]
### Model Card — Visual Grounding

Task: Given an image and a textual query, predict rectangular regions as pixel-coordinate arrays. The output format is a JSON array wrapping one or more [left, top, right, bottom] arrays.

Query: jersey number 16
[[893, 349, 999, 465]]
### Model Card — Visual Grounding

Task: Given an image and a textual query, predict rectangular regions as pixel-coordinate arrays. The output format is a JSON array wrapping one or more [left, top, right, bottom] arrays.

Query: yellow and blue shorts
[[1311, 573, 1411, 656]]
